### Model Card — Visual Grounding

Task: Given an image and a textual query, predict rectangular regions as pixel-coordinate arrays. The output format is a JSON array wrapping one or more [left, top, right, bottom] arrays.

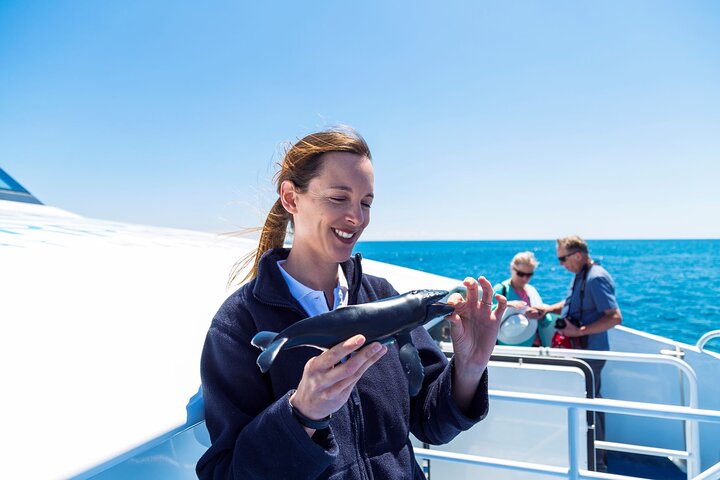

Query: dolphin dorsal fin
[[251, 331, 278, 351]]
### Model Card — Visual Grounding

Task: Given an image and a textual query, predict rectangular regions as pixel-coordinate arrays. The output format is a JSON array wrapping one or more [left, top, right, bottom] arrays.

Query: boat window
[[0, 168, 43, 204]]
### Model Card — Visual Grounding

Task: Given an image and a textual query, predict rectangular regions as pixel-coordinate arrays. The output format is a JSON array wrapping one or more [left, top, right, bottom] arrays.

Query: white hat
[[497, 306, 538, 345]]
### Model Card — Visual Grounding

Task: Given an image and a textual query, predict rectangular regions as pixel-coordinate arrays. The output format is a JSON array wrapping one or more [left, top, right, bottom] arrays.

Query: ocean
[[355, 240, 720, 351]]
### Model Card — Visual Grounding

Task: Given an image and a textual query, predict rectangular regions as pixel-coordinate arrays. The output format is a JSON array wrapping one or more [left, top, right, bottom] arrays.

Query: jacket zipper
[[258, 253, 372, 478], [350, 389, 373, 480]]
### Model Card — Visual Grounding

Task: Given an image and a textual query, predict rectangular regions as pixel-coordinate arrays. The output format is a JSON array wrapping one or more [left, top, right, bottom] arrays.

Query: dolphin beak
[[426, 302, 455, 320], [422, 290, 455, 320]]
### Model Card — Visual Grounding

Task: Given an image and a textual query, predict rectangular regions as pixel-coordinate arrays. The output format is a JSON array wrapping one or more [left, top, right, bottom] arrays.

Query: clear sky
[[1, 1, 719, 240]]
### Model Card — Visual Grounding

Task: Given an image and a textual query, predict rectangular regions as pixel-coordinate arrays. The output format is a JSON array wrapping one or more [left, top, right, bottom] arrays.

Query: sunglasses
[[513, 268, 534, 278], [557, 251, 577, 263]]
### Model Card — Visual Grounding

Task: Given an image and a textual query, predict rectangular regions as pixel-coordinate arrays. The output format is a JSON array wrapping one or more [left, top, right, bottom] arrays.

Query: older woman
[[493, 251, 551, 346]]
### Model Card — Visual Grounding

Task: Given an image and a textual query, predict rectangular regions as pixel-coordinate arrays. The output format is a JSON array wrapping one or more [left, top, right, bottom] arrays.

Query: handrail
[[415, 389, 720, 480], [487, 390, 720, 423], [492, 346, 699, 408], [491, 345, 701, 477], [696, 330, 720, 352]]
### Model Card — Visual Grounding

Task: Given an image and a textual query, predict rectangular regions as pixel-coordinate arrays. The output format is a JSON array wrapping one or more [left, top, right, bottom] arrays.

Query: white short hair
[[511, 251, 539, 270]]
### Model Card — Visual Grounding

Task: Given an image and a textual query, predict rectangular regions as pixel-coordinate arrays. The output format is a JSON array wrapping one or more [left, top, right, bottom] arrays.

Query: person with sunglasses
[[541, 235, 622, 472], [493, 251, 553, 346]]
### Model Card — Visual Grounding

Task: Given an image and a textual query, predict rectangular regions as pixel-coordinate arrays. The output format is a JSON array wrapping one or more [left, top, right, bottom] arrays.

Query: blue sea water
[[355, 240, 720, 351]]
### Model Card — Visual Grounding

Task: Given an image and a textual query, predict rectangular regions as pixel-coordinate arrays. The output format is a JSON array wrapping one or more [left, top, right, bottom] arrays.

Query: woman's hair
[[229, 127, 372, 287], [511, 251, 539, 270], [556, 235, 589, 255]]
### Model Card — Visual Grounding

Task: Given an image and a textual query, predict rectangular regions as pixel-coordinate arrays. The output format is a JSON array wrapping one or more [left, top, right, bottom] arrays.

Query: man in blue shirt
[[543, 235, 622, 472]]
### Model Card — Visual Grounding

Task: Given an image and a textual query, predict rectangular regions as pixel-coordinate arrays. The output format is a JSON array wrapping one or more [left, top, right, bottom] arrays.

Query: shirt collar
[[277, 261, 349, 314]]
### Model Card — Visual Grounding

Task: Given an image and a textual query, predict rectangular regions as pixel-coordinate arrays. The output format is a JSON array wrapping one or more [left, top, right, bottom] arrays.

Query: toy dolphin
[[251, 289, 454, 396]]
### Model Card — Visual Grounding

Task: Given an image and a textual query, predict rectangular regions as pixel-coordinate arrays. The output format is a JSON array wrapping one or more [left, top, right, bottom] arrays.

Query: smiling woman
[[196, 127, 506, 479], [280, 150, 375, 294], [229, 128, 373, 287]]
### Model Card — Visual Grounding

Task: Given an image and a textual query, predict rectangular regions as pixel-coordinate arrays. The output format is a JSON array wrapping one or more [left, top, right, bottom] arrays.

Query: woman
[[493, 251, 551, 346], [196, 127, 506, 479]]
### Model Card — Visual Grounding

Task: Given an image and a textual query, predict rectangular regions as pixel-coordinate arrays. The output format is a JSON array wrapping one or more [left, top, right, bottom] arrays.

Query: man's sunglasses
[[513, 268, 534, 278], [558, 251, 577, 263]]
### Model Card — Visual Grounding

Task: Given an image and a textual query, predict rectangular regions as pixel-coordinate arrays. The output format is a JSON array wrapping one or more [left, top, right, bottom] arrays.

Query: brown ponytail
[[228, 127, 371, 287]]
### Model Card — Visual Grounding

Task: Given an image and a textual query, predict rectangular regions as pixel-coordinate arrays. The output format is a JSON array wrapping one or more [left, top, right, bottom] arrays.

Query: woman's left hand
[[446, 276, 507, 380]]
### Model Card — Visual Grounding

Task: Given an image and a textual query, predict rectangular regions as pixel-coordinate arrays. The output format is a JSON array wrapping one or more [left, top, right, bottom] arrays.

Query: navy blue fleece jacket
[[196, 248, 489, 479]]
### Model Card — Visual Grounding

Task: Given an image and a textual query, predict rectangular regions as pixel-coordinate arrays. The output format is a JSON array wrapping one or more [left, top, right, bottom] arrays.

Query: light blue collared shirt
[[277, 260, 349, 316]]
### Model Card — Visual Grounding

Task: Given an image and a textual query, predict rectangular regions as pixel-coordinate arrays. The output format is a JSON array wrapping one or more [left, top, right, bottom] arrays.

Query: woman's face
[[289, 152, 374, 265], [511, 262, 534, 288]]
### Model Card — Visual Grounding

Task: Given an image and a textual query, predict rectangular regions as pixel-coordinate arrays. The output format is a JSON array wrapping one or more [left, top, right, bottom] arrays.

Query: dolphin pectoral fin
[[251, 331, 278, 351], [398, 342, 424, 397], [256, 337, 288, 373]]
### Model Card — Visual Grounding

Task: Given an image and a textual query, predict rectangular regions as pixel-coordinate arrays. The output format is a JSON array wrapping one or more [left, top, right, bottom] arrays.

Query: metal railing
[[490, 345, 702, 477], [696, 330, 720, 352], [414, 390, 720, 480]]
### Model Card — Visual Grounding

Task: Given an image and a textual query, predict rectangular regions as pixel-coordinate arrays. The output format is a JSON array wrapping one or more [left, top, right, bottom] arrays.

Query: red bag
[[551, 332, 583, 349]]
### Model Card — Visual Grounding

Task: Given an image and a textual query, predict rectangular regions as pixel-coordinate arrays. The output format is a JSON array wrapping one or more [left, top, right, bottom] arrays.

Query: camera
[[555, 315, 580, 329]]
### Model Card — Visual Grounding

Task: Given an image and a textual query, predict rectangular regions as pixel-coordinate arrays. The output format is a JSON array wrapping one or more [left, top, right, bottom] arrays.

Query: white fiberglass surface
[[421, 361, 590, 480], [1, 218, 255, 479]]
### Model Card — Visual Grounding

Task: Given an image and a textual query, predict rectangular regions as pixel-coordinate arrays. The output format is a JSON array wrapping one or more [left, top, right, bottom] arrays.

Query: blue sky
[[1, 1, 719, 240]]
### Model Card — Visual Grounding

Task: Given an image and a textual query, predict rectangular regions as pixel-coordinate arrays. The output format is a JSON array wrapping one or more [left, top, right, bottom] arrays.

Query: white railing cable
[[594, 441, 688, 459], [413, 447, 569, 478], [693, 460, 720, 480]]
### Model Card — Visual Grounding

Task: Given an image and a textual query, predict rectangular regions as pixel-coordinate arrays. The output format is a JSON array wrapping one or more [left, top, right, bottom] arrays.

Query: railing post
[[687, 418, 701, 478], [568, 407, 581, 480]]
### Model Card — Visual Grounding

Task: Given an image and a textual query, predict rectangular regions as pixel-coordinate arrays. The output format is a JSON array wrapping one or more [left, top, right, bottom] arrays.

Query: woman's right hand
[[289, 335, 387, 433]]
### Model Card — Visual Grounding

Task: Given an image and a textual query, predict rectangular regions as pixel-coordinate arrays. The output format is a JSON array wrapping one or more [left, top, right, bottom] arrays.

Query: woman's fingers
[[328, 342, 387, 394], [477, 276, 494, 306], [463, 277, 479, 305], [319, 334, 367, 369], [324, 341, 387, 384], [446, 292, 464, 306], [295, 338, 386, 419], [494, 293, 508, 320]]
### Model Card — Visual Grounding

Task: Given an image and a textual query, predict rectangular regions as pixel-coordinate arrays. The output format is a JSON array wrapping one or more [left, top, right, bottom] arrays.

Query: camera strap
[[566, 263, 594, 324]]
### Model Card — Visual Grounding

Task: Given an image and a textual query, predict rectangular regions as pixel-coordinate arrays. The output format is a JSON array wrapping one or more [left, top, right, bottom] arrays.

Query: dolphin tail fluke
[[251, 331, 278, 351], [256, 337, 288, 373]]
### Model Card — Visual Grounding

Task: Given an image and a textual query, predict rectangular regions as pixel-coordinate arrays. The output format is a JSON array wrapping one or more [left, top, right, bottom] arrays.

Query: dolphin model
[[251, 289, 454, 396]]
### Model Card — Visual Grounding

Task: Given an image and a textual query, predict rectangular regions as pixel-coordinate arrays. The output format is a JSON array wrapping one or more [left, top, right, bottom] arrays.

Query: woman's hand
[[524, 307, 543, 319], [446, 277, 507, 410], [289, 335, 387, 435], [507, 300, 528, 311]]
